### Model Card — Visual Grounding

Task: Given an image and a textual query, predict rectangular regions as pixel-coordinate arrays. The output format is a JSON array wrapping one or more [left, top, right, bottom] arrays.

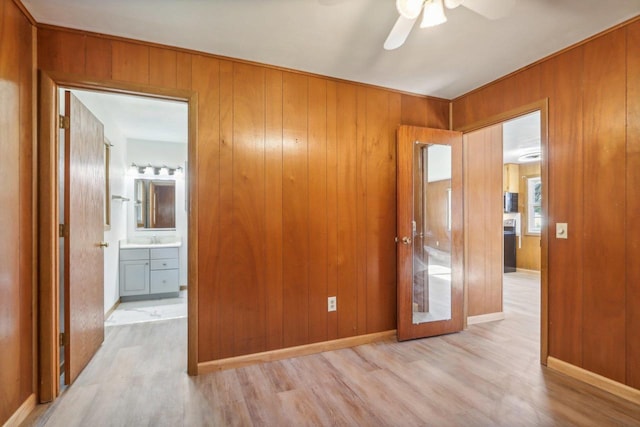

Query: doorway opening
[[502, 110, 542, 331], [460, 100, 548, 364], [52, 85, 190, 393]]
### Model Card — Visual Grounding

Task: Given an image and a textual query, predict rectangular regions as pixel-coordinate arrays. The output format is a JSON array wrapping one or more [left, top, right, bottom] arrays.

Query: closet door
[[396, 126, 463, 341]]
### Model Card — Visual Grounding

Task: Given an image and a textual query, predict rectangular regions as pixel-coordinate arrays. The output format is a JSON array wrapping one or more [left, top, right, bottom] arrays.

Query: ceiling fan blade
[[462, 0, 516, 20], [384, 15, 418, 50]]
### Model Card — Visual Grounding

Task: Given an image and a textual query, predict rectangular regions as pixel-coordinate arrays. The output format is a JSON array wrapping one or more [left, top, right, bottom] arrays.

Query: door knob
[[401, 236, 412, 245], [98, 242, 109, 248]]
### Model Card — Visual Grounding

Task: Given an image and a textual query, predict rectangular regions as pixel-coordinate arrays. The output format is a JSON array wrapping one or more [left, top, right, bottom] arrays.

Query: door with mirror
[[397, 126, 464, 341]]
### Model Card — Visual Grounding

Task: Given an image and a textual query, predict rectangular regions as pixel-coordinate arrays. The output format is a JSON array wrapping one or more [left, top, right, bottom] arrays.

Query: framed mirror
[[134, 178, 176, 230]]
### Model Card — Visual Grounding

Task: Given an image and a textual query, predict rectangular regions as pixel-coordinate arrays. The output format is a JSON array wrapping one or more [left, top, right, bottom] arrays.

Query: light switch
[[556, 223, 568, 239]]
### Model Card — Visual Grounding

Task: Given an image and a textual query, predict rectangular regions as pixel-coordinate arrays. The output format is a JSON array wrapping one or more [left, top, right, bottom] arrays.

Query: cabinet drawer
[[150, 269, 179, 294], [120, 248, 150, 261], [150, 247, 179, 260], [150, 258, 179, 270]]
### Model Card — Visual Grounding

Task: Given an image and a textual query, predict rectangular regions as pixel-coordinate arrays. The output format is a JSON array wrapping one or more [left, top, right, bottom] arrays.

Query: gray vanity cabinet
[[119, 247, 179, 299], [119, 249, 150, 296]]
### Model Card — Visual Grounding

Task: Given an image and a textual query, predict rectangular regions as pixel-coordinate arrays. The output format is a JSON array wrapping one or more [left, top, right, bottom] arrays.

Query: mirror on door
[[412, 142, 452, 324], [134, 179, 176, 229]]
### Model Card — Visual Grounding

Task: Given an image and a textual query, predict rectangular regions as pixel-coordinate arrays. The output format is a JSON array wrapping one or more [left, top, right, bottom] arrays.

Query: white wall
[[126, 139, 188, 287], [103, 128, 128, 314]]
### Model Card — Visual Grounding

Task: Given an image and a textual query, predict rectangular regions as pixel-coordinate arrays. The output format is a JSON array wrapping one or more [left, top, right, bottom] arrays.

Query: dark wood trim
[[452, 14, 640, 102], [37, 71, 200, 401], [454, 99, 550, 366], [35, 23, 448, 102]]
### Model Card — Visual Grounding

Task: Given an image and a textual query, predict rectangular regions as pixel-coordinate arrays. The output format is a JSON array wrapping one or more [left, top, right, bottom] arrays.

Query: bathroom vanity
[[119, 239, 181, 300]]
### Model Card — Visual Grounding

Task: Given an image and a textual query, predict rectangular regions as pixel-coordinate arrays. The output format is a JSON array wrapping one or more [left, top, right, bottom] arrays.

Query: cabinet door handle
[[162, 263, 167, 266]]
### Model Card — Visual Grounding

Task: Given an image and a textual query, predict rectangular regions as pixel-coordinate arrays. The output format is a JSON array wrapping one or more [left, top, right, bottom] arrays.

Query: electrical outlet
[[328, 296, 337, 312]]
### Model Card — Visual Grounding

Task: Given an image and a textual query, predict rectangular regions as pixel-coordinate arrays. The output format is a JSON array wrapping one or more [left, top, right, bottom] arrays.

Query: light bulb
[[396, 0, 424, 19], [420, 0, 447, 28]]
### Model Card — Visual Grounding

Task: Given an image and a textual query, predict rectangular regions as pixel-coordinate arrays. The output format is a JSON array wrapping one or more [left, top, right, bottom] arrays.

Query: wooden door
[[397, 126, 463, 341], [63, 91, 105, 384]]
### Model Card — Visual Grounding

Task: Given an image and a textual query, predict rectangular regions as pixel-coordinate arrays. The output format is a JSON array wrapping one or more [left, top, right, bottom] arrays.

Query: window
[[527, 176, 542, 234]]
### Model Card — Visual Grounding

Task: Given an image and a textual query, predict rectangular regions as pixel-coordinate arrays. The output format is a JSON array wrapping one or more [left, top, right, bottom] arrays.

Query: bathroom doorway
[[57, 87, 189, 388], [38, 71, 197, 402]]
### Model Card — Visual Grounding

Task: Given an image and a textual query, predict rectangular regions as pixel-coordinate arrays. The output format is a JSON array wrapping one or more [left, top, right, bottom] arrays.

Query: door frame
[[37, 70, 199, 402], [453, 99, 549, 365]]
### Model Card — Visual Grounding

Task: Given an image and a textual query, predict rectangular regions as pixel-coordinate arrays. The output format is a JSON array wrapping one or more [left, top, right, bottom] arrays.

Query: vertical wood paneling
[[17, 6, 34, 401], [217, 60, 235, 359], [308, 77, 328, 343], [111, 41, 149, 84], [85, 36, 111, 80], [35, 26, 452, 366], [192, 55, 220, 362], [541, 47, 584, 367], [282, 72, 309, 347], [1, 0, 23, 420], [149, 47, 177, 88], [176, 52, 192, 90], [326, 81, 339, 341], [356, 87, 367, 335], [366, 89, 399, 332], [582, 29, 627, 383], [37, 27, 85, 74], [336, 83, 358, 338], [464, 125, 503, 317], [265, 69, 284, 350], [401, 94, 428, 127], [232, 63, 266, 355], [626, 21, 640, 389], [0, 1, 34, 424]]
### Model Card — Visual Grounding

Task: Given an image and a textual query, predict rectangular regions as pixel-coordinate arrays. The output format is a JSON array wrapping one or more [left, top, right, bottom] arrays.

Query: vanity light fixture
[[130, 162, 183, 176]]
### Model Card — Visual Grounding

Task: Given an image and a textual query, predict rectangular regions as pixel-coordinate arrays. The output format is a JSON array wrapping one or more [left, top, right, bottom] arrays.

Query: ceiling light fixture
[[396, 0, 425, 19], [517, 151, 542, 163], [421, 0, 447, 28]]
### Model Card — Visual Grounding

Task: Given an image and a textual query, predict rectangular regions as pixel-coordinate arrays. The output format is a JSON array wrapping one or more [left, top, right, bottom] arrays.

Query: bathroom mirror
[[134, 179, 176, 229]]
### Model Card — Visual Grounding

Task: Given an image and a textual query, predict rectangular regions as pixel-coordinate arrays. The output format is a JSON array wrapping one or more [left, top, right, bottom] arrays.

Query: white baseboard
[[467, 312, 505, 325], [547, 357, 640, 405]]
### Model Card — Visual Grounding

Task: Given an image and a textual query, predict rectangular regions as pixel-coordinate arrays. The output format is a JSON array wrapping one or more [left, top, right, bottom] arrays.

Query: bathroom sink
[[119, 236, 182, 249]]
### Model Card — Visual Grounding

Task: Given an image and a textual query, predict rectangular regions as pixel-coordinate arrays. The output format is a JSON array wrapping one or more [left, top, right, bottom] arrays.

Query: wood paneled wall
[[463, 124, 503, 317], [36, 26, 449, 362], [453, 19, 640, 388], [0, 0, 35, 424], [517, 162, 541, 271]]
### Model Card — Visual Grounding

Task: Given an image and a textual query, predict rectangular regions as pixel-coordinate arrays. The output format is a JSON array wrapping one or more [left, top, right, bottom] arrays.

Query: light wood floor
[[24, 273, 640, 426]]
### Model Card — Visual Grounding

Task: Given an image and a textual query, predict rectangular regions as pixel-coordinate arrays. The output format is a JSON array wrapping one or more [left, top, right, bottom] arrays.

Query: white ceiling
[[71, 89, 188, 144], [23, 0, 640, 99], [503, 111, 540, 164]]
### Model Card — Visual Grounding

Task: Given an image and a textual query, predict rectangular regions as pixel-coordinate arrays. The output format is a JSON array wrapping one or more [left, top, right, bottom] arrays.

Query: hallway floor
[[23, 275, 640, 426]]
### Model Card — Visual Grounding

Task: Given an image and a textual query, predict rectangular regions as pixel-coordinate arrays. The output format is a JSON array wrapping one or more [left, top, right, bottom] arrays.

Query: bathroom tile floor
[[105, 290, 187, 326]]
